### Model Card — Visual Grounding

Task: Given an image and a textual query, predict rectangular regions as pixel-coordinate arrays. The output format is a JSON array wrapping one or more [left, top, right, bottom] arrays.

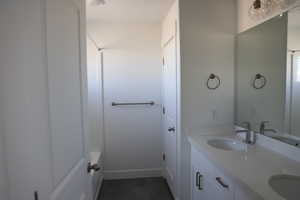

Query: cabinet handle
[[196, 172, 199, 187], [168, 127, 175, 132], [34, 191, 39, 200], [216, 177, 229, 189], [196, 172, 203, 190], [198, 174, 203, 190]]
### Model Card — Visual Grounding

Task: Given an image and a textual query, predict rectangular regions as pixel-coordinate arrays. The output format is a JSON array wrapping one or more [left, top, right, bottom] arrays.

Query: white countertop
[[188, 133, 300, 200]]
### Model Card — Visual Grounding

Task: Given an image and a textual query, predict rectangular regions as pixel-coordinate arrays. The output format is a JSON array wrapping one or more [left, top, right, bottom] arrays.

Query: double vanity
[[189, 128, 300, 200], [188, 6, 300, 200]]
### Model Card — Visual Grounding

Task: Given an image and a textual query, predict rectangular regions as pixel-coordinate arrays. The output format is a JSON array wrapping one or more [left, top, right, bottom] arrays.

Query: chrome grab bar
[[111, 101, 155, 106]]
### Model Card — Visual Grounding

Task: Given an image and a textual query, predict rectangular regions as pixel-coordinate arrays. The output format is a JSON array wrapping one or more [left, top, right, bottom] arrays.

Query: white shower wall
[[87, 22, 163, 178], [86, 37, 104, 154]]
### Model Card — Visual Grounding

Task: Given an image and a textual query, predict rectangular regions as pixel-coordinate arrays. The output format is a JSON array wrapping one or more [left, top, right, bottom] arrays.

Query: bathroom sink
[[207, 138, 246, 151], [269, 174, 300, 200]]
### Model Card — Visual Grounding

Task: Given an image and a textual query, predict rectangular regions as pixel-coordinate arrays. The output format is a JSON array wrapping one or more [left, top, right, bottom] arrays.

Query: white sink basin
[[207, 138, 246, 151], [269, 174, 300, 200]]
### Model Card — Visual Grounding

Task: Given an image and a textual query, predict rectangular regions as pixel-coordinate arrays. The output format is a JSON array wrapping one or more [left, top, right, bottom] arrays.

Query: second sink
[[207, 138, 246, 151], [269, 174, 300, 200]]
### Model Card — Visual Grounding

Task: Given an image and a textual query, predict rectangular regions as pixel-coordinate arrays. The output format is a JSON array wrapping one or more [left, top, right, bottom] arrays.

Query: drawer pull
[[196, 172, 203, 190], [216, 177, 229, 189], [34, 191, 39, 200]]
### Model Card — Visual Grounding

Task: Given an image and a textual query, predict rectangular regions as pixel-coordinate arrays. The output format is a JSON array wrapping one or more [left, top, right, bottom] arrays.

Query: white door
[[46, 0, 90, 199], [162, 37, 177, 196]]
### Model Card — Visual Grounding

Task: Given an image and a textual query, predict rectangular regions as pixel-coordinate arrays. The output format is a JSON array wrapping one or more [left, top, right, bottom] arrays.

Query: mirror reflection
[[235, 7, 300, 147]]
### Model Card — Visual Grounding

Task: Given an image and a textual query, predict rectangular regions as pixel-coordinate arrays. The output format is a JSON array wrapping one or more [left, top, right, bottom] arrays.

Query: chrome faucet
[[259, 121, 276, 135], [236, 122, 253, 144]]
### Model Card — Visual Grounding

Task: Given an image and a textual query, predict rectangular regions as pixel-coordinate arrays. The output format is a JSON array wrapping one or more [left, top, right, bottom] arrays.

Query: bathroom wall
[[237, 0, 300, 33], [288, 8, 300, 49], [179, 0, 236, 133], [86, 37, 104, 154], [178, 0, 236, 199], [87, 22, 163, 178]]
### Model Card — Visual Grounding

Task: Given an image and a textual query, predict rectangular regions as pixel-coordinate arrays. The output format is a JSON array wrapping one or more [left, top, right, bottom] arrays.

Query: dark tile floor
[[98, 177, 174, 200]]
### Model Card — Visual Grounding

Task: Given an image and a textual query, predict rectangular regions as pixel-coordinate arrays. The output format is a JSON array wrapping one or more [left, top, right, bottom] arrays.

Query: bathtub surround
[[86, 37, 104, 154], [87, 22, 163, 179]]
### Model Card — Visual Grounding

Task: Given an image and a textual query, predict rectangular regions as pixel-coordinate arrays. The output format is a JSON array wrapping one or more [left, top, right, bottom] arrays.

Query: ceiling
[[289, 6, 300, 29], [86, 0, 174, 23]]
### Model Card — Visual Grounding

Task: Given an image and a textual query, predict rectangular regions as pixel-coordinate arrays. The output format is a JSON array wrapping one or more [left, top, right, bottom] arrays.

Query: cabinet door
[[191, 147, 235, 200], [191, 164, 201, 200], [191, 161, 218, 200]]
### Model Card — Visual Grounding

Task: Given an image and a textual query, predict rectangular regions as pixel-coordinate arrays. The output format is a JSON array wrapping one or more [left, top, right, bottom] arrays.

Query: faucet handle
[[260, 121, 270, 128], [242, 122, 251, 130], [261, 121, 269, 125]]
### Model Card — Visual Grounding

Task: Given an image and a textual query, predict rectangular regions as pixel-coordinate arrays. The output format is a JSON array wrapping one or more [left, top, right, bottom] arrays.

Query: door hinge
[[34, 191, 39, 200], [162, 106, 166, 115], [162, 153, 166, 161]]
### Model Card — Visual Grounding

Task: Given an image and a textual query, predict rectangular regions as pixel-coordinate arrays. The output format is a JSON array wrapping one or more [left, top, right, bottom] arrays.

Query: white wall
[[237, 0, 300, 33], [178, 0, 236, 199], [179, 0, 236, 133], [86, 37, 104, 154], [87, 22, 163, 177], [288, 28, 300, 49]]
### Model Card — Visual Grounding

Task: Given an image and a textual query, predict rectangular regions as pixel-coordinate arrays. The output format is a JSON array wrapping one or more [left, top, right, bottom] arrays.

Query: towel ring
[[207, 74, 221, 90], [252, 74, 267, 89]]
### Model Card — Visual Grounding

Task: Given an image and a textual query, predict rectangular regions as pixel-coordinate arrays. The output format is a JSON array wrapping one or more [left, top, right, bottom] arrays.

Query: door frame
[[162, 19, 182, 200], [78, 0, 92, 198]]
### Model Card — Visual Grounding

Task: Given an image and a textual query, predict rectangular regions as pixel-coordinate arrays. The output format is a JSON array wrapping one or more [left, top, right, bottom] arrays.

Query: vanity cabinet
[[191, 163, 220, 199], [191, 147, 235, 200]]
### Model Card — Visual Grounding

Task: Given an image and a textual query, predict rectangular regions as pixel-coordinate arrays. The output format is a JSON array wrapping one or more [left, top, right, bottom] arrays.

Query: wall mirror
[[235, 6, 300, 147]]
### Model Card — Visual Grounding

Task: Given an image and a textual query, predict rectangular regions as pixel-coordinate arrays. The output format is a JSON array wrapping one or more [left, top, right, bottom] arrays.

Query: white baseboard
[[104, 168, 162, 180]]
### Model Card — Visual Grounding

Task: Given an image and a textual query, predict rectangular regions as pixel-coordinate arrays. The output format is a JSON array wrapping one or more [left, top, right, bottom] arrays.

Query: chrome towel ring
[[252, 73, 267, 89], [207, 73, 221, 90]]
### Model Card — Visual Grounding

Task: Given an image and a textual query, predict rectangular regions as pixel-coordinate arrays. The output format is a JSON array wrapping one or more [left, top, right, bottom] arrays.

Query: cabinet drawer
[[213, 170, 235, 200], [191, 146, 235, 200]]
